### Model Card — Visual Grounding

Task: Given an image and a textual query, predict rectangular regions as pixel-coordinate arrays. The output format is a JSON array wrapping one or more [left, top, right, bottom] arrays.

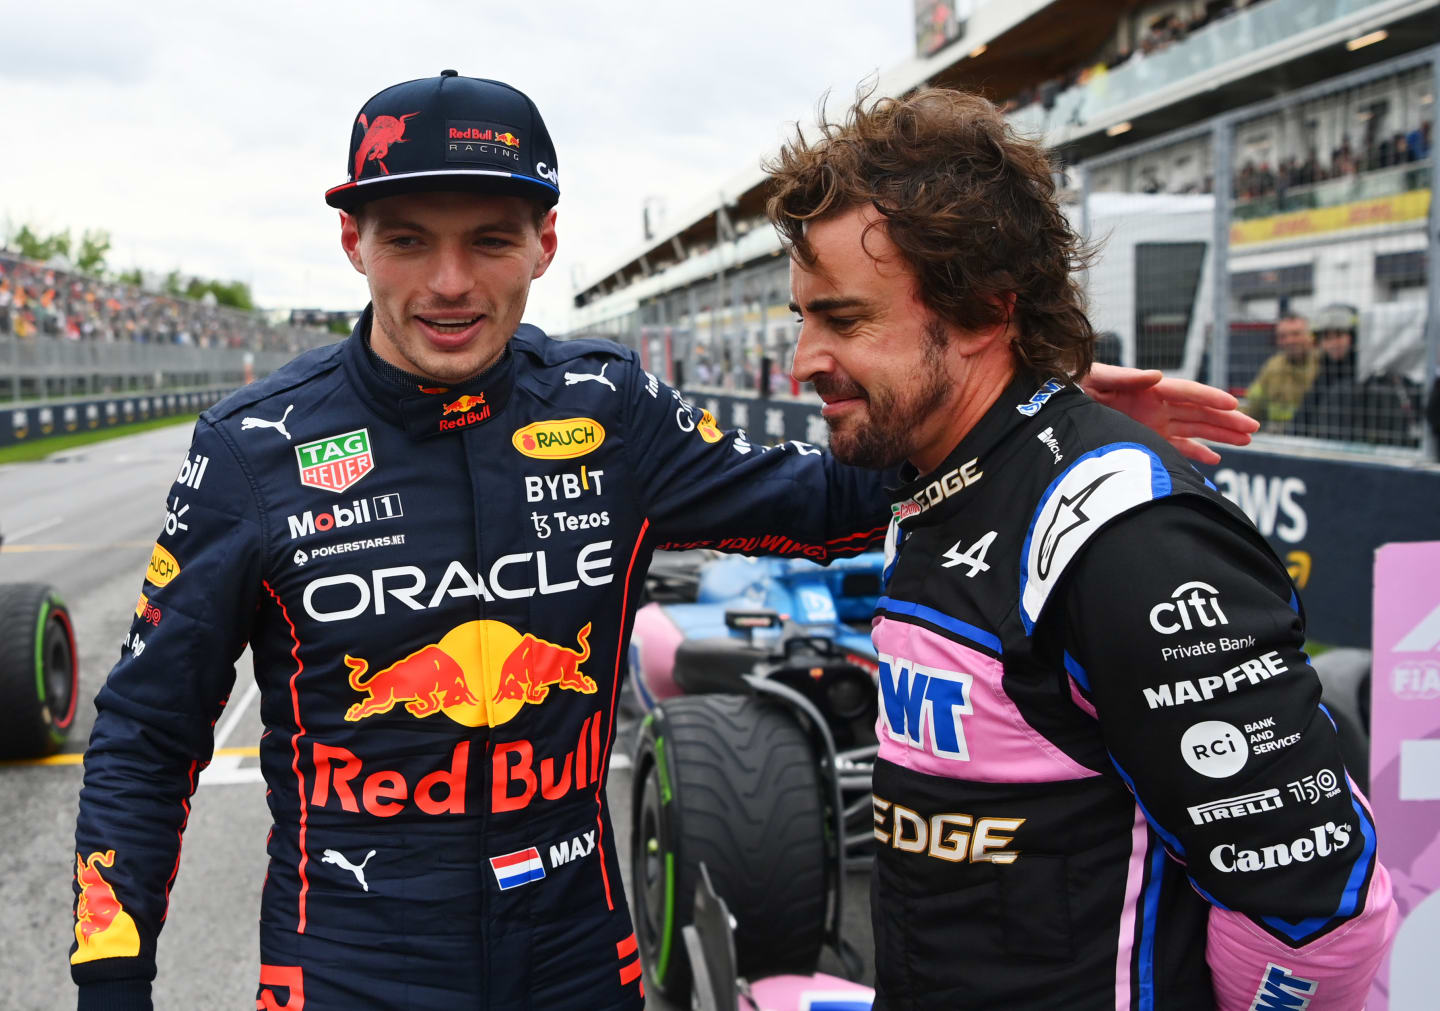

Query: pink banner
[[1368, 540, 1440, 1010]]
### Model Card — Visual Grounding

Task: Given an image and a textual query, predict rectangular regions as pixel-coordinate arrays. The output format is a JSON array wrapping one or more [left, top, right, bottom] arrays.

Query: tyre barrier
[[0, 389, 231, 449]]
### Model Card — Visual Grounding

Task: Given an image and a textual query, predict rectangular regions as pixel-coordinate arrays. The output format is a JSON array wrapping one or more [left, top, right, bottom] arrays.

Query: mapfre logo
[[512, 418, 605, 459]]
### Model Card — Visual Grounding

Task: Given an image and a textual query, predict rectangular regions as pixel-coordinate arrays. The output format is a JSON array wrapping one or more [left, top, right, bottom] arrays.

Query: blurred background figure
[[1243, 312, 1317, 430]]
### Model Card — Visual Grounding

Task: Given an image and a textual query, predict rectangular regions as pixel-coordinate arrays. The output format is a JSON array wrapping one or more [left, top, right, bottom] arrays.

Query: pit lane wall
[[687, 389, 1440, 650], [0, 389, 229, 448]]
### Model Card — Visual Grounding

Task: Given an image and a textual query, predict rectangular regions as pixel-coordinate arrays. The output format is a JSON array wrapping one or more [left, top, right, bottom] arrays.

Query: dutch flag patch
[[490, 847, 546, 890]]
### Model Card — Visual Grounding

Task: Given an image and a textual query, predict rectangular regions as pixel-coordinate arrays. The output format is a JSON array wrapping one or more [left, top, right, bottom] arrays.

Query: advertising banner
[[1367, 541, 1440, 1010]]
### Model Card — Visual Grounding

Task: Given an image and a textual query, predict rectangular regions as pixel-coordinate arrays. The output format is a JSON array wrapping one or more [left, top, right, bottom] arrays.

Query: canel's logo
[[1150, 581, 1229, 634], [878, 654, 973, 762]]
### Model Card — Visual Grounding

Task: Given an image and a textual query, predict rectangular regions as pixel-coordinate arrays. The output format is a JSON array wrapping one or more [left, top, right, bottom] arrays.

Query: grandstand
[[565, 0, 1437, 460], [0, 251, 332, 402]]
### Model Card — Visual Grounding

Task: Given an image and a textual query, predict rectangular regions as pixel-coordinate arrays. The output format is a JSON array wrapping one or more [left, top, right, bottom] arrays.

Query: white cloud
[[1, 0, 911, 333]]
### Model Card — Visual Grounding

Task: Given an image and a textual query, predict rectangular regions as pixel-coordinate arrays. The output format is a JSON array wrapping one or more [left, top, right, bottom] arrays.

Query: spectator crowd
[[0, 252, 316, 354], [1242, 305, 1430, 447], [1235, 123, 1432, 203]]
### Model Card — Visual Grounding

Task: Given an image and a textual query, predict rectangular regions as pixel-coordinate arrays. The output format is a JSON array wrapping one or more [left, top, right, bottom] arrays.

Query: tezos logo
[[1180, 720, 1248, 778], [512, 418, 605, 460], [1149, 581, 1228, 634]]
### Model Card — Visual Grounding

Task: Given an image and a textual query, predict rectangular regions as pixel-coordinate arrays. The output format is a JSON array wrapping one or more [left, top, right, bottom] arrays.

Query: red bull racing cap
[[325, 69, 559, 211]]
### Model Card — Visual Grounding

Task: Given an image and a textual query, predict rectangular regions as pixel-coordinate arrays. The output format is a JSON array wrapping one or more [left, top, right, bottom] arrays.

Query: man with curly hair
[[768, 88, 1394, 1010]]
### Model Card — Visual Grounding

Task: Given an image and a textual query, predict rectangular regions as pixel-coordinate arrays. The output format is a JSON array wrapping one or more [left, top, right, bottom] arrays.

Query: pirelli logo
[[1187, 788, 1283, 825]]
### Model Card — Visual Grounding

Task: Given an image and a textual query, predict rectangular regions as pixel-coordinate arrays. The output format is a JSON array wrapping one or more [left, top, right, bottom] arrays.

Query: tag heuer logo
[[295, 428, 375, 492]]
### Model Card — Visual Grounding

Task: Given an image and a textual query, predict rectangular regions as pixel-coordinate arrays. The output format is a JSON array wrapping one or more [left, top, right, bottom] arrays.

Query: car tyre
[[632, 693, 826, 1002], [0, 583, 78, 759]]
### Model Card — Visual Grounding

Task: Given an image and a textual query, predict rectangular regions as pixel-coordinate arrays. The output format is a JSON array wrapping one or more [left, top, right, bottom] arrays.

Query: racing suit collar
[[342, 304, 516, 440], [889, 373, 1075, 525]]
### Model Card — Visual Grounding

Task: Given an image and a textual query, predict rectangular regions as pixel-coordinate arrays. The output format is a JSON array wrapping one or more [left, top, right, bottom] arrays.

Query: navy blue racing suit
[[71, 310, 888, 1010]]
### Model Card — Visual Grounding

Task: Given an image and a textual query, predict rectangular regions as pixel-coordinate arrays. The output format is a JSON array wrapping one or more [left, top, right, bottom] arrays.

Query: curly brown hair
[[765, 87, 1096, 381]]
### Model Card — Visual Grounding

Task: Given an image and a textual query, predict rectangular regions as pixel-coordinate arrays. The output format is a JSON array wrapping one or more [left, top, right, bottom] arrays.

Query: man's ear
[[531, 208, 559, 280], [340, 212, 366, 276]]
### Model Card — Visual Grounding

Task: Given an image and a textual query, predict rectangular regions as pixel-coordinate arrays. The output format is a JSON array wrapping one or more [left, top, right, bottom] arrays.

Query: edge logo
[[512, 418, 605, 460]]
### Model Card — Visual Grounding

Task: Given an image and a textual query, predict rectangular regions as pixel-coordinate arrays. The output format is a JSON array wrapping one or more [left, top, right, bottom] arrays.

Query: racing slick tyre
[[0, 582, 78, 759], [632, 693, 827, 1003]]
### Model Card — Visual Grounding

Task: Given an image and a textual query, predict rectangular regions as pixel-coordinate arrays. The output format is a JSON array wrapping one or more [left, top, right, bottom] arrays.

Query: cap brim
[[325, 169, 558, 211]]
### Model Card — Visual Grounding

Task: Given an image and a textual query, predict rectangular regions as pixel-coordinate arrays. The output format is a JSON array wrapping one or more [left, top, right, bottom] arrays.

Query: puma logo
[[563, 364, 616, 392], [321, 848, 376, 891], [241, 404, 294, 441]]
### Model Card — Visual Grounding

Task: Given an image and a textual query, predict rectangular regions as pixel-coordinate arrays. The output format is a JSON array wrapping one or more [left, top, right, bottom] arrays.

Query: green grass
[[0, 414, 197, 463]]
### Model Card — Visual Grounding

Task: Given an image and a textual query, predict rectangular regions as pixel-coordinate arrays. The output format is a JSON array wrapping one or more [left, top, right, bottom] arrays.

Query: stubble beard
[[824, 321, 951, 470]]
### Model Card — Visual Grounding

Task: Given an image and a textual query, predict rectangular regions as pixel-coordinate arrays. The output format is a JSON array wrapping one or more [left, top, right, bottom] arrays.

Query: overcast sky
[[1, 0, 913, 332]]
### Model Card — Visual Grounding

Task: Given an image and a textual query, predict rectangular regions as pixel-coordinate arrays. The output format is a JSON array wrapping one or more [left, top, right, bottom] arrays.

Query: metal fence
[[1077, 44, 1438, 459]]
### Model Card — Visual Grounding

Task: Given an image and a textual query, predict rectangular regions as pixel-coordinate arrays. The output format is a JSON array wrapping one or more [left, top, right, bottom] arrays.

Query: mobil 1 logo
[[287, 493, 403, 540]]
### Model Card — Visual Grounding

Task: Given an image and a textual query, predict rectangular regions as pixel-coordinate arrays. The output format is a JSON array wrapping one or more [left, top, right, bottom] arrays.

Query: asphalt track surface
[[0, 422, 873, 1010]]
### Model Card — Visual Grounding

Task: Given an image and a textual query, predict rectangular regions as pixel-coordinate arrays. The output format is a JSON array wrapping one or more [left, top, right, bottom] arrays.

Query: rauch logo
[[512, 418, 605, 460]]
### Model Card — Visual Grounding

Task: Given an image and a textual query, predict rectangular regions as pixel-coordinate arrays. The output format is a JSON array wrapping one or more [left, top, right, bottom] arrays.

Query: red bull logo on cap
[[72, 851, 141, 964], [344, 620, 597, 727]]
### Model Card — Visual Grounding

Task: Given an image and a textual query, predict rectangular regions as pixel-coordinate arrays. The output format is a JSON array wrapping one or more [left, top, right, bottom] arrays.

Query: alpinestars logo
[[1036, 471, 1117, 579]]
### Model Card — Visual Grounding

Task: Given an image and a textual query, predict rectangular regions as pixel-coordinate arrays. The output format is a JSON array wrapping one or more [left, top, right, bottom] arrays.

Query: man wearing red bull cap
[[70, 70, 1258, 1011]]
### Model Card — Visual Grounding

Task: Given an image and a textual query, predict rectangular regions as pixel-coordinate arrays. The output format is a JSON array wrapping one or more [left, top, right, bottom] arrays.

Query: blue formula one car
[[627, 550, 885, 1005]]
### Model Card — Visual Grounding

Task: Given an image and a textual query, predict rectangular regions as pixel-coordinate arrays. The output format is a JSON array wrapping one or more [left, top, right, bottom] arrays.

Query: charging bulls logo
[[354, 111, 419, 180], [72, 851, 141, 964], [344, 620, 597, 727]]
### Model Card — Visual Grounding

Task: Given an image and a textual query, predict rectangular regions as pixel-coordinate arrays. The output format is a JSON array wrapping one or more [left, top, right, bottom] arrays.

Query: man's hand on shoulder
[[1080, 363, 1259, 466]]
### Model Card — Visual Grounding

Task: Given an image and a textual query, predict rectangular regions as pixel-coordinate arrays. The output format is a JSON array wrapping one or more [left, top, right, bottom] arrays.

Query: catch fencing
[[1076, 44, 1438, 460]]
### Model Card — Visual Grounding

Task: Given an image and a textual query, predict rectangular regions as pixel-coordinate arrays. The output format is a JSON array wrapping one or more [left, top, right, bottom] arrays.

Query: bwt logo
[[1249, 963, 1317, 1011], [1150, 581, 1229, 635], [878, 654, 974, 762]]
